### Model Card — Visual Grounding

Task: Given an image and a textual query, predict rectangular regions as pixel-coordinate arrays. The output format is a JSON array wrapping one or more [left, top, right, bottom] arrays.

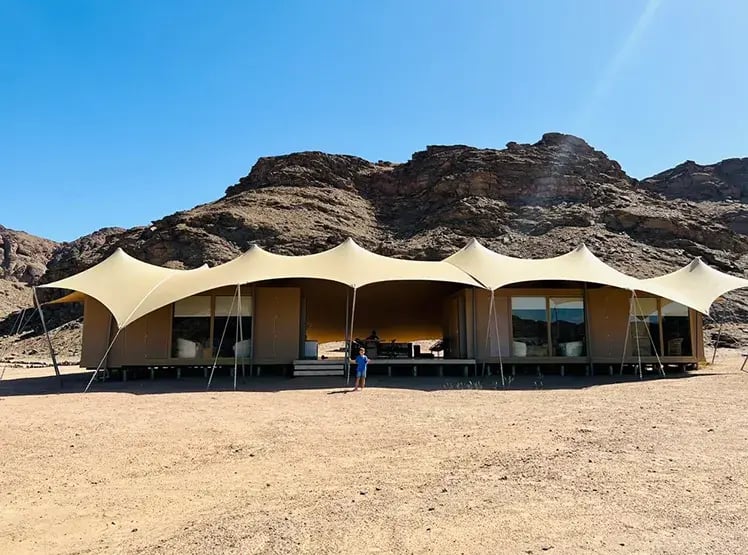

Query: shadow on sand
[[0, 368, 713, 398]]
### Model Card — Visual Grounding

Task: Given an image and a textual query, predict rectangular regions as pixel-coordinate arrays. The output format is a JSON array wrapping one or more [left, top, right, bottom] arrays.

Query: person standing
[[353, 346, 369, 391]]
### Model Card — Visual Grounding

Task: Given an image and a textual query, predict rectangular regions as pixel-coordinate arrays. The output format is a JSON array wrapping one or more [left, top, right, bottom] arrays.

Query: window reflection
[[550, 297, 586, 357], [213, 295, 253, 358], [172, 296, 211, 358], [512, 297, 549, 357], [630, 298, 661, 355], [661, 301, 692, 356]]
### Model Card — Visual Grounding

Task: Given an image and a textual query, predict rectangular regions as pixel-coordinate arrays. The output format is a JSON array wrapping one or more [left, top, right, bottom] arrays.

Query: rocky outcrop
[[640, 158, 748, 202], [0, 225, 58, 285]]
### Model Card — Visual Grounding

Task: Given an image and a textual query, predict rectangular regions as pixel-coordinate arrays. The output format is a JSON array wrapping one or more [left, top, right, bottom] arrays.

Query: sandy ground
[[1, 351, 748, 554]]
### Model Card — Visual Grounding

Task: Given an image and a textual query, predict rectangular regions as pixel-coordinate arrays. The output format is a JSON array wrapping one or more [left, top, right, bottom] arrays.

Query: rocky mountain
[[3, 133, 748, 350], [0, 226, 58, 318]]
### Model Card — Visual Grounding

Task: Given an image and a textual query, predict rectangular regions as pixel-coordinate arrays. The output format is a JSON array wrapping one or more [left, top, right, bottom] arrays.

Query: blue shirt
[[355, 354, 369, 370]]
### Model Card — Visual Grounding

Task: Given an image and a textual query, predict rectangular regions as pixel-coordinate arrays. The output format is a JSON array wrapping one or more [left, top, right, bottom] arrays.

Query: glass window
[[172, 296, 211, 358], [630, 298, 661, 356], [661, 301, 692, 356], [213, 295, 253, 358], [512, 297, 549, 357], [550, 297, 586, 357]]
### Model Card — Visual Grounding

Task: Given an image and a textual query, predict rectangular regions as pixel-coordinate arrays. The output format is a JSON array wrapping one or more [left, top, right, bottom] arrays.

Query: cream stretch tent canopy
[[444, 239, 748, 315], [444, 239, 641, 292], [39, 238, 482, 329], [40, 237, 748, 325], [637, 258, 748, 315], [38, 248, 210, 328]]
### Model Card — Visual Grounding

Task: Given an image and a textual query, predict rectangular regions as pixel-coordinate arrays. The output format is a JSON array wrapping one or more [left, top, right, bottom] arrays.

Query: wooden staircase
[[292, 360, 345, 377]]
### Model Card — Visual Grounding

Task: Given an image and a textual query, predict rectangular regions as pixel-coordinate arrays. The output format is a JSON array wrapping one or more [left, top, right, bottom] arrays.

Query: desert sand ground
[[1, 351, 748, 555]]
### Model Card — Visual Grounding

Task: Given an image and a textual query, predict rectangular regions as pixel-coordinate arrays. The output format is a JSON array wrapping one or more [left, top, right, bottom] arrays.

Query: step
[[293, 369, 345, 377]]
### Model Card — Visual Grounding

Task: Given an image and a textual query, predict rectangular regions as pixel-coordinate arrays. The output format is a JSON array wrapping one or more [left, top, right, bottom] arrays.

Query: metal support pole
[[583, 283, 594, 375], [207, 286, 237, 390], [343, 289, 350, 382], [249, 286, 256, 378], [346, 287, 358, 385], [33, 287, 62, 388], [619, 290, 633, 376], [490, 291, 505, 388], [234, 284, 242, 391]]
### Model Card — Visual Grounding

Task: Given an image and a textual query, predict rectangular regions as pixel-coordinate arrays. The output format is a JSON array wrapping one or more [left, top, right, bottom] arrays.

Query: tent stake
[[33, 287, 62, 388]]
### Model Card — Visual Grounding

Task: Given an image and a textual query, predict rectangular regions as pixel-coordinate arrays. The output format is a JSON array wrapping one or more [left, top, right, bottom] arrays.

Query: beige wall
[[81, 297, 114, 368], [587, 287, 631, 359], [253, 287, 301, 363], [474, 289, 511, 360]]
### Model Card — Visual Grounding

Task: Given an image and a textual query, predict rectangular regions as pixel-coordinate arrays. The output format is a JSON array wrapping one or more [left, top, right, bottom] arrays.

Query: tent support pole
[[207, 286, 238, 390], [85, 320, 121, 393], [234, 284, 242, 390], [632, 291, 643, 379], [583, 283, 593, 375], [483, 290, 494, 378], [619, 290, 633, 376], [471, 288, 478, 377], [346, 287, 358, 386], [711, 321, 722, 365], [249, 286, 256, 378], [490, 291, 505, 388], [33, 287, 62, 388], [633, 294, 665, 377], [343, 289, 350, 382]]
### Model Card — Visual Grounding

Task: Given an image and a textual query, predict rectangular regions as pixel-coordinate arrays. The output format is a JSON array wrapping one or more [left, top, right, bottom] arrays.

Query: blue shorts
[[356, 368, 367, 378]]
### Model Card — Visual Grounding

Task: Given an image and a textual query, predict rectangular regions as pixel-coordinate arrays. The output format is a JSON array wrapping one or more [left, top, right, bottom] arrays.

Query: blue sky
[[2, 0, 746, 242]]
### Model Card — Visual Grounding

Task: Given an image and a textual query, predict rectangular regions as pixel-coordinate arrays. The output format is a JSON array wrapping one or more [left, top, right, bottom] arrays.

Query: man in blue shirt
[[353, 346, 369, 391]]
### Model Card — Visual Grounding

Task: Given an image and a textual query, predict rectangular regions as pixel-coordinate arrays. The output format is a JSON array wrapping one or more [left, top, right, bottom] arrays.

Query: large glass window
[[213, 295, 253, 358], [550, 297, 586, 357], [172, 296, 211, 358], [630, 298, 661, 356], [661, 301, 692, 356], [512, 297, 549, 357]]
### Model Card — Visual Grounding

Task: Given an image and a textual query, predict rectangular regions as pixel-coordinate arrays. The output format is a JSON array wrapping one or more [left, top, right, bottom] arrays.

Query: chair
[[512, 341, 527, 357], [233, 339, 251, 358], [176, 338, 199, 358]]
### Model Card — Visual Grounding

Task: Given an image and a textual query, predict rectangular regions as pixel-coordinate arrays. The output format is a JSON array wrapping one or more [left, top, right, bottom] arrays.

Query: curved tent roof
[[39, 238, 748, 327], [38, 249, 211, 328], [40, 239, 482, 329], [638, 258, 748, 315], [109, 239, 482, 326], [444, 239, 641, 291]]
